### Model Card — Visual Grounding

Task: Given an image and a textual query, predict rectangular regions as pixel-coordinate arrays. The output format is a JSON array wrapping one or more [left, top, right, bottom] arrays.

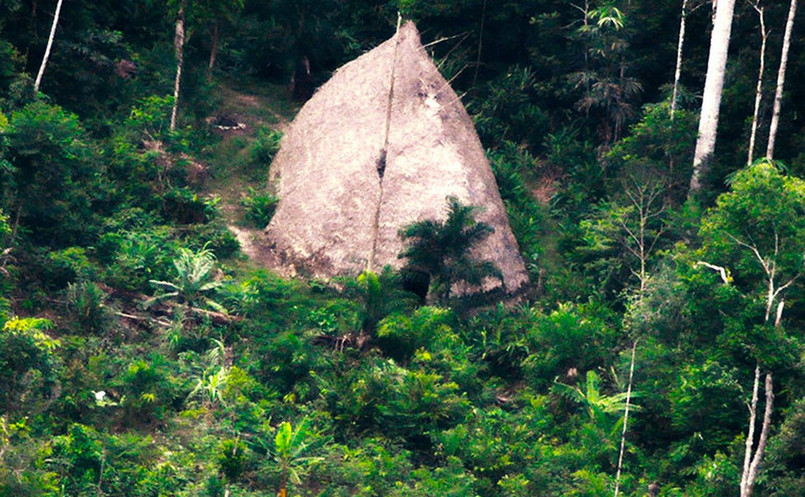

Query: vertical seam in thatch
[[368, 14, 403, 272]]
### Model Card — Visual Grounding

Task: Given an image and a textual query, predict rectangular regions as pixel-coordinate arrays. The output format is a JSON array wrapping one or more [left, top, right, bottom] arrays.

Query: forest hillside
[[0, 1, 804, 497]]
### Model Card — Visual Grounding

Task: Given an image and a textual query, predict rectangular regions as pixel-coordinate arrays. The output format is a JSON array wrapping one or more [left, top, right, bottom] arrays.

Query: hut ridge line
[[368, 14, 402, 272]]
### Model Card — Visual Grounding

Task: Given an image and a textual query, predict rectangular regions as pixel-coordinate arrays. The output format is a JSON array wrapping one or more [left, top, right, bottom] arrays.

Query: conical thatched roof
[[264, 21, 528, 293]]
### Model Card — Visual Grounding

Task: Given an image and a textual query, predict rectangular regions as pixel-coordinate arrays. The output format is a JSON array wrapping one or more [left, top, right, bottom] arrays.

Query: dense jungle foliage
[[0, 1, 804, 496]]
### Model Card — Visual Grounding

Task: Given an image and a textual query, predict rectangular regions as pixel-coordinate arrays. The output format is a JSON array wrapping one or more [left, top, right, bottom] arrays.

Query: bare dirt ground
[[202, 82, 296, 265]]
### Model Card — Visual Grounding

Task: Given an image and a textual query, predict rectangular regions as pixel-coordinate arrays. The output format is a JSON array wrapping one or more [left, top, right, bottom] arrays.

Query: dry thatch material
[[265, 21, 528, 293]]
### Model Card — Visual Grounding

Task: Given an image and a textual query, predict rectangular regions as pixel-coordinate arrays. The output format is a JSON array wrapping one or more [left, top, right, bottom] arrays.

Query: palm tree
[[398, 196, 502, 303], [147, 244, 224, 312]]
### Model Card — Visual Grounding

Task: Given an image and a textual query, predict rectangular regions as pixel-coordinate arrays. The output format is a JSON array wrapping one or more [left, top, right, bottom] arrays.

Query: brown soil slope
[[265, 22, 528, 293]]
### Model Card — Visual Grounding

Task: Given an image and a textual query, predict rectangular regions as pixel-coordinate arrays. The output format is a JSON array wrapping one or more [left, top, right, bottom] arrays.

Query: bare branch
[[625, 245, 642, 260], [624, 186, 640, 207], [696, 261, 731, 284], [646, 224, 667, 255], [620, 221, 642, 250], [726, 233, 770, 275], [423, 31, 471, 49], [569, 1, 589, 16], [746, 1, 768, 165], [772, 273, 802, 301]]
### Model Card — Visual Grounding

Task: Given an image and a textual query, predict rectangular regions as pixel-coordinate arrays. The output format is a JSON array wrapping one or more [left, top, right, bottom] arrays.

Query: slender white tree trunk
[[740, 364, 761, 496], [34, 0, 65, 92], [747, 3, 768, 165], [170, 0, 188, 132], [690, 0, 736, 194], [739, 279, 780, 497], [671, 0, 690, 119], [766, 0, 798, 160], [613, 340, 639, 497], [739, 367, 774, 497]]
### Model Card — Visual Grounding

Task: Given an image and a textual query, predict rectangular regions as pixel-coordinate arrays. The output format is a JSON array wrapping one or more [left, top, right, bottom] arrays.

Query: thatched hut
[[265, 21, 528, 294]]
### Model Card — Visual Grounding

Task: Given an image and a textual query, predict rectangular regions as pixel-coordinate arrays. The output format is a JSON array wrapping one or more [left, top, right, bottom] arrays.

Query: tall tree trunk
[[671, 0, 690, 119], [690, 0, 737, 194], [766, 0, 798, 160], [739, 284, 780, 497], [740, 364, 761, 496], [739, 367, 774, 497], [34, 0, 64, 92], [747, 3, 768, 165], [613, 340, 639, 497], [170, 0, 189, 132], [208, 20, 220, 73]]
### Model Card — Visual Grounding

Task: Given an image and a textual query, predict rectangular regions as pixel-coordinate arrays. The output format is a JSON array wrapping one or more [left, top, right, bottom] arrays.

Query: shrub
[[338, 269, 418, 334], [522, 303, 618, 390], [48, 424, 105, 496], [161, 188, 220, 224], [249, 330, 322, 395], [0, 317, 58, 412], [218, 438, 248, 485], [242, 188, 279, 228], [103, 227, 177, 292], [306, 439, 415, 496], [45, 246, 98, 287], [315, 356, 469, 442], [114, 355, 183, 427], [222, 270, 299, 317], [249, 127, 282, 166], [65, 281, 109, 335], [180, 220, 240, 259], [488, 144, 548, 278], [6, 102, 103, 246], [376, 306, 454, 361], [126, 95, 174, 142], [471, 65, 548, 150]]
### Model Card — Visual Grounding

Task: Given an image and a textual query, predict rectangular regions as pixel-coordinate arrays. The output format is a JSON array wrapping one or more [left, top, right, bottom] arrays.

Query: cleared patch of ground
[[200, 80, 298, 265]]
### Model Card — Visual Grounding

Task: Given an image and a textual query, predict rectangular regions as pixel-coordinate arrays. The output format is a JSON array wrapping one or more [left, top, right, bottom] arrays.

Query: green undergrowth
[[0, 60, 803, 497], [200, 81, 292, 231]]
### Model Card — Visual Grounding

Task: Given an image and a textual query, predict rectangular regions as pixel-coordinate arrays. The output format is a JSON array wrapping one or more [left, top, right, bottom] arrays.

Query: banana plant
[[187, 338, 229, 405], [270, 418, 324, 497], [555, 370, 640, 434]]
